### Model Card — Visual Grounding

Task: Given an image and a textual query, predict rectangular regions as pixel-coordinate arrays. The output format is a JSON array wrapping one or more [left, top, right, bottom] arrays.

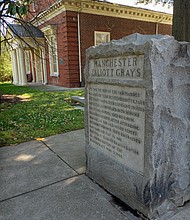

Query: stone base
[[85, 34, 190, 219]]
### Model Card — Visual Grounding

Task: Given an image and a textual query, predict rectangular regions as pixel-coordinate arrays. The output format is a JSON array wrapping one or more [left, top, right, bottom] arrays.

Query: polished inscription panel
[[89, 55, 144, 80], [88, 83, 146, 174]]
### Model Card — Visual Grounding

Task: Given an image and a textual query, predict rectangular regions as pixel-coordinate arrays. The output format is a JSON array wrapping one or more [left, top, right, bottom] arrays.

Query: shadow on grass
[[0, 83, 85, 147]]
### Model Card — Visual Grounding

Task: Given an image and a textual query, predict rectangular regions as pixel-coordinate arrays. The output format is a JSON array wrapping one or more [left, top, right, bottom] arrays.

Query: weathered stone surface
[[85, 33, 190, 219]]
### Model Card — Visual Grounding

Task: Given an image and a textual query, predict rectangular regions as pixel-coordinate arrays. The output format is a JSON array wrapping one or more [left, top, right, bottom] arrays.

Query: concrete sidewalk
[[0, 129, 190, 220], [0, 130, 139, 220], [28, 83, 84, 92]]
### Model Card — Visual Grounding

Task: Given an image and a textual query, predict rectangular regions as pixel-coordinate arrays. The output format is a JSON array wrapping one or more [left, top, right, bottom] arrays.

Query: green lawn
[[0, 83, 85, 147]]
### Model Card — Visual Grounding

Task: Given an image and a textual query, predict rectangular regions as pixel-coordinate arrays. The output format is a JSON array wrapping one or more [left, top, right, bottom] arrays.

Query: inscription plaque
[[88, 83, 146, 173], [89, 55, 144, 80], [85, 34, 190, 218]]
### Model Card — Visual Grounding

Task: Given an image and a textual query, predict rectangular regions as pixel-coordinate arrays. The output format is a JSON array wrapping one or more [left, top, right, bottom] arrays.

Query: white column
[[18, 47, 27, 86], [34, 52, 39, 82], [11, 50, 19, 85], [15, 48, 22, 85], [30, 51, 35, 82], [41, 47, 47, 84], [39, 48, 44, 83]]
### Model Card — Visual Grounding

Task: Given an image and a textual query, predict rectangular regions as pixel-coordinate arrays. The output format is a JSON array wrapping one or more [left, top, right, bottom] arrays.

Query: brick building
[[10, 0, 172, 87]]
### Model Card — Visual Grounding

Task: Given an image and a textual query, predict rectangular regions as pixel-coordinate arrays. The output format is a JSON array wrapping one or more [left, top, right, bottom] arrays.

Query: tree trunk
[[172, 0, 190, 42]]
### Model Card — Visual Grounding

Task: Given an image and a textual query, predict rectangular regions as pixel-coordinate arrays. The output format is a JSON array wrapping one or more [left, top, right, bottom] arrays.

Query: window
[[31, 0, 37, 12], [25, 51, 31, 74], [43, 26, 59, 77], [94, 31, 110, 46], [49, 35, 58, 75]]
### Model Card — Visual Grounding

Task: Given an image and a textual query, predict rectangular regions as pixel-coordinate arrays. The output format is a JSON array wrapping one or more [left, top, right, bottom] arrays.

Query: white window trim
[[24, 50, 31, 74], [94, 31, 110, 46], [31, 0, 36, 12], [43, 26, 59, 77], [49, 35, 59, 77]]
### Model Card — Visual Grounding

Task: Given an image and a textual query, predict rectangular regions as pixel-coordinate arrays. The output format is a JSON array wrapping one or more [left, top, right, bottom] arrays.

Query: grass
[[0, 83, 85, 147]]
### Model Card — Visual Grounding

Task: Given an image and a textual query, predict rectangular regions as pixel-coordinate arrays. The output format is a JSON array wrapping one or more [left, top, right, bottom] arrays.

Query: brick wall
[[39, 11, 80, 87], [37, 10, 172, 87], [27, 0, 55, 19], [64, 11, 80, 88], [79, 12, 172, 85], [157, 23, 172, 35]]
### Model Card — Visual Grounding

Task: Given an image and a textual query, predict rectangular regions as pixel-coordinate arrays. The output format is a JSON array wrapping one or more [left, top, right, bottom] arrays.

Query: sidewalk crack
[[42, 141, 80, 175], [0, 174, 83, 203]]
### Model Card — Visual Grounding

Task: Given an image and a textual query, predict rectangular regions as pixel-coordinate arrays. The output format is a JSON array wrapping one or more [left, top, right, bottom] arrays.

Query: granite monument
[[85, 34, 190, 219]]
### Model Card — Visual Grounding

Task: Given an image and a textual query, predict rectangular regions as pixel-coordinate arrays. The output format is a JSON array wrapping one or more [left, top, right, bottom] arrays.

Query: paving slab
[[44, 129, 86, 174], [28, 83, 84, 92], [2, 130, 189, 219], [0, 175, 129, 220], [0, 140, 77, 201]]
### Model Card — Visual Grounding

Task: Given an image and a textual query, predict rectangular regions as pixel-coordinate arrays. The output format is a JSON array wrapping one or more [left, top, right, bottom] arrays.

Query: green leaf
[[23, 5, 29, 14], [6, 2, 14, 14], [18, 6, 25, 15], [11, 5, 17, 16]]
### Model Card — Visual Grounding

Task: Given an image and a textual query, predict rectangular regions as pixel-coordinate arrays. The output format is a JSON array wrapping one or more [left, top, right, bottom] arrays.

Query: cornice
[[32, 0, 172, 26], [10, 37, 45, 49], [32, 0, 66, 26]]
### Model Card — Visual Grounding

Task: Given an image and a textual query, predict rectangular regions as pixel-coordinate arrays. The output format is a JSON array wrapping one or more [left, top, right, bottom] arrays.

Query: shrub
[[0, 51, 12, 82]]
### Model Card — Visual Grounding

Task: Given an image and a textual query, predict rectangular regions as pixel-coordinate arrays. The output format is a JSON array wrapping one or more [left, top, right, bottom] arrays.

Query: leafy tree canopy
[[0, 0, 31, 17], [136, 0, 173, 8], [137, 0, 173, 4], [1, 0, 189, 45], [0, 0, 32, 52], [138, 0, 190, 42]]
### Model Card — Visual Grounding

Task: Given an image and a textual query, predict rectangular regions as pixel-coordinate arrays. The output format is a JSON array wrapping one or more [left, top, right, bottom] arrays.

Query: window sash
[[46, 32, 59, 76], [25, 51, 31, 74], [94, 31, 110, 46]]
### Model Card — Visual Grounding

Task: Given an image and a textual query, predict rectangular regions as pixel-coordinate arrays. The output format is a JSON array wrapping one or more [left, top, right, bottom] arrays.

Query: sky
[[101, 0, 173, 14]]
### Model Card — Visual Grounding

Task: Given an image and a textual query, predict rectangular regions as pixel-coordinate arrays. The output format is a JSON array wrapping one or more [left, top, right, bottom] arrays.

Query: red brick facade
[[38, 11, 80, 87], [33, 6, 172, 87], [79, 12, 172, 86]]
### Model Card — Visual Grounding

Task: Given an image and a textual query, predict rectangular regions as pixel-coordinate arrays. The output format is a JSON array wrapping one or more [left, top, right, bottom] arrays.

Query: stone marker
[[85, 33, 190, 219]]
